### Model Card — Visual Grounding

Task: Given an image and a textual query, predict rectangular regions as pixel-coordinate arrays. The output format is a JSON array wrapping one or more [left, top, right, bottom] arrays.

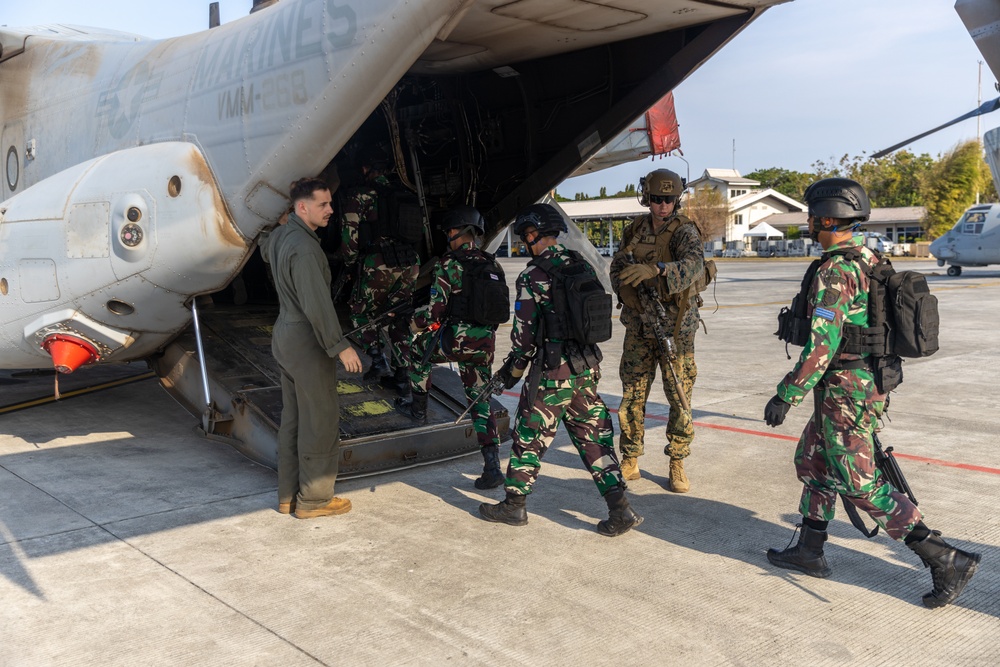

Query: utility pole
[[732, 139, 736, 171], [977, 60, 983, 204]]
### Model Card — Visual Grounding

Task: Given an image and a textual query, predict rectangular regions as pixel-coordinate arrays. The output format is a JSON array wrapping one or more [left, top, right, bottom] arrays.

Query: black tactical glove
[[497, 355, 525, 390], [764, 394, 791, 427]]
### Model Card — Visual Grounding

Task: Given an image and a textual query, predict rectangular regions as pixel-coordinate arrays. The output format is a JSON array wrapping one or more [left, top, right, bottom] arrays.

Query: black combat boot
[[363, 347, 391, 381], [597, 486, 643, 537], [474, 445, 505, 490], [394, 390, 428, 423], [766, 525, 833, 578], [382, 366, 411, 399], [478, 492, 527, 526], [907, 530, 981, 608]]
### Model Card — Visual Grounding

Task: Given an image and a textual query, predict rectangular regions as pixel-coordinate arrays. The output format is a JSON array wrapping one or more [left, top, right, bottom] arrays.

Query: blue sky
[[4, 0, 991, 196]]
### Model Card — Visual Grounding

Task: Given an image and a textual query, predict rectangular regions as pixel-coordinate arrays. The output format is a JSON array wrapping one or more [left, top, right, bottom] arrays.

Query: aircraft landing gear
[[947, 265, 962, 277]]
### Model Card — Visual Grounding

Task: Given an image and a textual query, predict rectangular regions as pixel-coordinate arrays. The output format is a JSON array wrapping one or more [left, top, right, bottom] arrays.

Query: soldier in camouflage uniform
[[339, 147, 419, 396], [260, 178, 363, 519], [396, 206, 505, 489], [764, 178, 979, 608], [609, 168, 704, 492], [478, 203, 642, 537]]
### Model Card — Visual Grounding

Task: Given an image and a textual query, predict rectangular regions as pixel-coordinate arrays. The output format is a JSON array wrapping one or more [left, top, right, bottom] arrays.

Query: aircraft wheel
[[947, 265, 962, 277]]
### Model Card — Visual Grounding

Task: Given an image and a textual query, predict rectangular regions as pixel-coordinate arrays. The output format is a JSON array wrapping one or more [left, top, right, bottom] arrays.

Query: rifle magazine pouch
[[544, 341, 563, 371], [874, 355, 903, 394]]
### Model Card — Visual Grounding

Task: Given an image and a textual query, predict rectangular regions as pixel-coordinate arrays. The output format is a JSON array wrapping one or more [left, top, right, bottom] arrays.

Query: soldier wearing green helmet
[[609, 168, 705, 492]]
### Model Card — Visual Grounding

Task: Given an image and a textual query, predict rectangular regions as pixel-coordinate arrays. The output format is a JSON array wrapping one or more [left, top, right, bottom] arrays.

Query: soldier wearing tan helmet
[[609, 168, 706, 491]]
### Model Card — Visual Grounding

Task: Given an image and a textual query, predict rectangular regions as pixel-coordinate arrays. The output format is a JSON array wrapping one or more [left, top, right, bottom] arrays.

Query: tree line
[[559, 140, 997, 239]]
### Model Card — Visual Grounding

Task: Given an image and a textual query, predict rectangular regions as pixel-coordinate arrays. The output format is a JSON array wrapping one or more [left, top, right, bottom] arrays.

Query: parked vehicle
[[862, 231, 896, 255]]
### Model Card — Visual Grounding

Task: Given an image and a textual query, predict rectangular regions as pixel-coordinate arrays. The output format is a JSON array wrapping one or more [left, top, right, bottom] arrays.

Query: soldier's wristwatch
[[656, 261, 666, 276]]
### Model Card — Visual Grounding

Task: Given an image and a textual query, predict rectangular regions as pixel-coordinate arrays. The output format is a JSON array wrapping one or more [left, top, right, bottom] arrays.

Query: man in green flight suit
[[763, 177, 979, 608], [261, 177, 363, 520], [609, 168, 704, 492]]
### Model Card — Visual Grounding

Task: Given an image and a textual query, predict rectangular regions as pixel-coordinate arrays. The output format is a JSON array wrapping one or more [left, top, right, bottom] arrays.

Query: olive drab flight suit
[[339, 175, 419, 371], [409, 242, 499, 448], [260, 213, 351, 512], [776, 237, 922, 538], [609, 213, 704, 461], [504, 243, 623, 497]]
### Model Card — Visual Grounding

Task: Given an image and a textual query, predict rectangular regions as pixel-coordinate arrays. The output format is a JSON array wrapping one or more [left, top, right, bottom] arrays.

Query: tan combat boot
[[294, 497, 352, 519], [620, 456, 640, 481], [669, 458, 690, 493]]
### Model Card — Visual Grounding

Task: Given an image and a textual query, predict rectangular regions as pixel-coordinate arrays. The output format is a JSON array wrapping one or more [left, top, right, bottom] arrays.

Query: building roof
[[728, 188, 807, 213], [762, 206, 928, 229], [689, 168, 760, 189], [558, 197, 647, 220]]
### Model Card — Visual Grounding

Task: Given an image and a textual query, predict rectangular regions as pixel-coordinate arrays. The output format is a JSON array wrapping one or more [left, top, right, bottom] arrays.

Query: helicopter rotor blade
[[871, 96, 1000, 159]]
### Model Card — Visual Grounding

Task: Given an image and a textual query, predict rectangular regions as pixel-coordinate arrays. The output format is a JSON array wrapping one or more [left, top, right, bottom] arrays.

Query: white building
[[686, 168, 807, 242]]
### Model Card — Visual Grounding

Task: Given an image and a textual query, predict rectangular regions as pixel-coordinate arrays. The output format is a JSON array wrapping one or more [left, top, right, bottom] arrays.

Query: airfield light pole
[[673, 153, 690, 186], [978, 60, 983, 204]]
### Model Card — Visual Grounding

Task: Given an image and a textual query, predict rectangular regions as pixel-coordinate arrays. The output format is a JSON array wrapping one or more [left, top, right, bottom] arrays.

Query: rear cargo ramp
[[153, 304, 509, 478]]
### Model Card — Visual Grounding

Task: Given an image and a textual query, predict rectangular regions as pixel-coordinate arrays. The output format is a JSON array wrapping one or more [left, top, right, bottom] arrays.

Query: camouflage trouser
[[795, 371, 922, 541], [410, 327, 499, 448], [349, 252, 418, 368], [505, 370, 622, 497], [618, 328, 696, 460]]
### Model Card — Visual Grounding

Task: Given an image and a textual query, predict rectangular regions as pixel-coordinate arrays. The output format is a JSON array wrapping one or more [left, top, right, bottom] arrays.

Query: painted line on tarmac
[[500, 390, 1000, 476]]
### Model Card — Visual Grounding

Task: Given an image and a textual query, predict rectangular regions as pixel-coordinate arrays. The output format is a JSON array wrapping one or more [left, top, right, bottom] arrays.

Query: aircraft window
[[962, 222, 984, 235], [964, 212, 986, 224], [5, 146, 17, 191]]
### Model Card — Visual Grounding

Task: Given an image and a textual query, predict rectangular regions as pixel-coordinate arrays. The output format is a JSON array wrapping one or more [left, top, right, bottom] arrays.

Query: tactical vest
[[775, 246, 939, 393], [446, 249, 510, 327], [529, 249, 610, 374], [623, 214, 716, 336], [357, 184, 423, 266]]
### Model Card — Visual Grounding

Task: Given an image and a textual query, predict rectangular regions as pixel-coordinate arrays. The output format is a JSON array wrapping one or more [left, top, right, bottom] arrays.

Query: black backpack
[[373, 185, 424, 246], [531, 250, 612, 345], [449, 251, 510, 327], [878, 259, 940, 358]]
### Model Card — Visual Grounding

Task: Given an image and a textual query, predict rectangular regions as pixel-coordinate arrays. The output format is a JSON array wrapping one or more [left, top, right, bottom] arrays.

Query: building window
[[734, 214, 744, 225]]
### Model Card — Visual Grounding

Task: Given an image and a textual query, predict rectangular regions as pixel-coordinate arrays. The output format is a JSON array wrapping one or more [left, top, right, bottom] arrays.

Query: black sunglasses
[[648, 195, 676, 205]]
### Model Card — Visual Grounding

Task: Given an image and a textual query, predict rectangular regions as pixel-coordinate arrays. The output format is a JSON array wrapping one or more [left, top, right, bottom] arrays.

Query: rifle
[[874, 431, 918, 506], [841, 430, 918, 538], [453, 371, 506, 424], [623, 252, 690, 412], [343, 300, 414, 340], [330, 260, 355, 303]]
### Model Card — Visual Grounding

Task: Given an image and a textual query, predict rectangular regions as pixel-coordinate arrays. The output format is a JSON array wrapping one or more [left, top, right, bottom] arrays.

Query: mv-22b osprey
[[0, 0, 784, 474]]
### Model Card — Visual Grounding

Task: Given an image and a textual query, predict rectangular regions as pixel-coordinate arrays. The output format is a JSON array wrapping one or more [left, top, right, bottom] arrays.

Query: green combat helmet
[[639, 168, 684, 206]]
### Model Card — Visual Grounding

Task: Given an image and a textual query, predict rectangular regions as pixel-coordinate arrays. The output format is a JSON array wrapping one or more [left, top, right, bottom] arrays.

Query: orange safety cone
[[42, 335, 99, 374]]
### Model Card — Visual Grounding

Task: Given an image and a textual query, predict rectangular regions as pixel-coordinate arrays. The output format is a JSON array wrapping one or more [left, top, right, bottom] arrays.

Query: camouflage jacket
[[609, 213, 703, 343], [510, 243, 597, 381], [412, 242, 497, 346], [776, 236, 876, 406], [338, 174, 390, 268], [259, 213, 350, 358]]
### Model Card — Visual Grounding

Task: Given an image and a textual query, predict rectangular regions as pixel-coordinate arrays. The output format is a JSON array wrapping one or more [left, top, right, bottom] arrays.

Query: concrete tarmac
[[1, 258, 998, 666]]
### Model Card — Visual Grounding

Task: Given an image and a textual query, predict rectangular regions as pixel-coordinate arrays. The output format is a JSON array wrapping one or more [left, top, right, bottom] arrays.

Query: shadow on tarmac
[[2, 421, 995, 618], [432, 443, 998, 618]]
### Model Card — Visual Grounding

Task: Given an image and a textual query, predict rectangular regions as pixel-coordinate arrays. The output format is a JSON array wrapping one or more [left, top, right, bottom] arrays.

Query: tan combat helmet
[[639, 168, 684, 206]]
